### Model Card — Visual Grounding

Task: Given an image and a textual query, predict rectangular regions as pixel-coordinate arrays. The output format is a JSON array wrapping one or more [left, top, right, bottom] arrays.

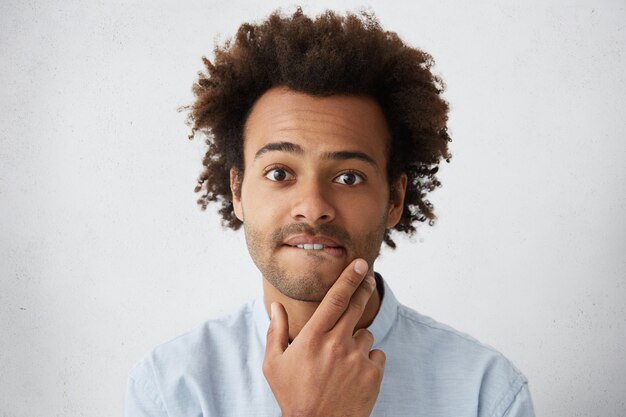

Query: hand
[[263, 259, 385, 417]]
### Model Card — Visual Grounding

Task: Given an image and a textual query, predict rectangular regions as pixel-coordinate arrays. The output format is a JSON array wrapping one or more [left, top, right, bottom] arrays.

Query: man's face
[[231, 87, 406, 302]]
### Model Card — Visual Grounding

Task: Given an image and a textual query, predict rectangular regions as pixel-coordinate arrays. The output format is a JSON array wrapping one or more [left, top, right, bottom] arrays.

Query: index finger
[[304, 258, 369, 334]]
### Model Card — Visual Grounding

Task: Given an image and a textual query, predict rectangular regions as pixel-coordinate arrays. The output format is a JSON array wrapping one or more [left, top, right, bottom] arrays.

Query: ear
[[230, 167, 244, 221], [386, 173, 407, 228]]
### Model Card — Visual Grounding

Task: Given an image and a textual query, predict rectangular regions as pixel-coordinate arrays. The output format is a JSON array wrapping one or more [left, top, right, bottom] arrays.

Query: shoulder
[[128, 300, 257, 382], [385, 303, 531, 416], [397, 304, 521, 363], [125, 299, 277, 416]]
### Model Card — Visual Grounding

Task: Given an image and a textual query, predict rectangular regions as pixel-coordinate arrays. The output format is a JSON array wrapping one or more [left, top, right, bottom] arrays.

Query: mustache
[[272, 223, 352, 248]]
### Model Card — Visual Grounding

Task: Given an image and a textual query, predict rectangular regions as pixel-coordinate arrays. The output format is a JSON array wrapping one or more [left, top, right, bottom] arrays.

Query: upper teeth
[[296, 244, 325, 250]]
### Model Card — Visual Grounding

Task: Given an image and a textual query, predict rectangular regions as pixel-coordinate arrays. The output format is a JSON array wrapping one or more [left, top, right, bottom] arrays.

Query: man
[[126, 9, 535, 417]]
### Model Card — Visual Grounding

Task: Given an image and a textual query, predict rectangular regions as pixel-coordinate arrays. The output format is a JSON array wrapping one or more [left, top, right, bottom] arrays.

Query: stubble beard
[[244, 216, 388, 302]]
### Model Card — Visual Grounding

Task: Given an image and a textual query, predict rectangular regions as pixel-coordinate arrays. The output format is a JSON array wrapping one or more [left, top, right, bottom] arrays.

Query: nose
[[290, 178, 336, 225]]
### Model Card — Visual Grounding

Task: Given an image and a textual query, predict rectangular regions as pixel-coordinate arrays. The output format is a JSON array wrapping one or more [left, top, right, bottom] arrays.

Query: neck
[[262, 275, 382, 341]]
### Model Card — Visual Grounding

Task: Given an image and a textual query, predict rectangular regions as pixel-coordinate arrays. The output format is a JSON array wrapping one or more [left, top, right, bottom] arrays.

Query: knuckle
[[364, 364, 383, 384], [347, 349, 364, 365], [358, 329, 374, 343], [343, 271, 363, 288], [371, 349, 386, 368], [300, 335, 319, 352], [327, 339, 348, 358], [361, 276, 375, 292], [262, 359, 273, 377], [348, 298, 366, 313], [326, 292, 348, 312], [265, 325, 278, 339]]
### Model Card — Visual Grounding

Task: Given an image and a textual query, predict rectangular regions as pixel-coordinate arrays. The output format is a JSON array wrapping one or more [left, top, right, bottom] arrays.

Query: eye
[[264, 168, 294, 182], [334, 171, 364, 185]]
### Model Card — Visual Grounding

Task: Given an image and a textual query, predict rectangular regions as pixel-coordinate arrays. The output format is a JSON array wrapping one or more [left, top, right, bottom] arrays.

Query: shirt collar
[[252, 273, 399, 348], [252, 294, 271, 347], [369, 273, 399, 347]]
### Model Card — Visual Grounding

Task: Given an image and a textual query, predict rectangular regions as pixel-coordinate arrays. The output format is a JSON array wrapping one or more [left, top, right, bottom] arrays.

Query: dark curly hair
[[186, 8, 451, 248]]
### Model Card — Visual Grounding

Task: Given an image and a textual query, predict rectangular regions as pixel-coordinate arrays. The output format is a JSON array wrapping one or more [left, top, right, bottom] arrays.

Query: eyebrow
[[254, 141, 304, 160], [321, 150, 377, 167], [254, 141, 378, 167]]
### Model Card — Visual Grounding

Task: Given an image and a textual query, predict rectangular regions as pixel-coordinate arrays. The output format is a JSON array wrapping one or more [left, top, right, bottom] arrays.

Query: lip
[[283, 234, 343, 248]]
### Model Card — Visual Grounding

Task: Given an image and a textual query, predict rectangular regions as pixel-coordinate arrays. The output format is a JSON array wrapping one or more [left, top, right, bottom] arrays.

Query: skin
[[230, 87, 407, 416]]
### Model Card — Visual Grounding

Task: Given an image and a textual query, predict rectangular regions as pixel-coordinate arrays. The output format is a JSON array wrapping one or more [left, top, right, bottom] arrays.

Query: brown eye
[[334, 172, 364, 185], [265, 168, 294, 182]]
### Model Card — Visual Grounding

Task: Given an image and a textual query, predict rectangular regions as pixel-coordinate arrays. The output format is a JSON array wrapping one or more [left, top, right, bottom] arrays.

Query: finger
[[306, 258, 369, 334], [353, 328, 375, 351], [369, 348, 386, 369], [264, 302, 289, 360], [334, 269, 376, 335]]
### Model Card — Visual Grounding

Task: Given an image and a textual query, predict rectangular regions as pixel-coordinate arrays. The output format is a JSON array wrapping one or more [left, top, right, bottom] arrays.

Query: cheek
[[241, 185, 287, 222], [336, 193, 388, 226]]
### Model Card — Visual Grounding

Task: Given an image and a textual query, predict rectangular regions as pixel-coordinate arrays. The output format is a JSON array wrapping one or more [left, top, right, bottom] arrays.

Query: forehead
[[243, 87, 391, 163]]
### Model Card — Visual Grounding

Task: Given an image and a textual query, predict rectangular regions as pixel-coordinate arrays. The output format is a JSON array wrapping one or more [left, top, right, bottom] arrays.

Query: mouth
[[283, 235, 346, 257], [293, 243, 332, 250], [283, 244, 345, 258]]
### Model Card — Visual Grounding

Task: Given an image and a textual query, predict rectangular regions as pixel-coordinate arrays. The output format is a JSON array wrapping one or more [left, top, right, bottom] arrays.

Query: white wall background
[[1, 0, 624, 415]]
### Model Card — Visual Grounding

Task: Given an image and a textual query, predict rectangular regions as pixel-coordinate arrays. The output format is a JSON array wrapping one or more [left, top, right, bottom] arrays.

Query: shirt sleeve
[[501, 383, 535, 417], [125, 368, 168, 417]]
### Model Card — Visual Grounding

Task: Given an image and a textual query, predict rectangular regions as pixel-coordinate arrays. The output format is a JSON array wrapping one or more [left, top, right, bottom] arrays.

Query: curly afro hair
[[186, 8, 451, 248]]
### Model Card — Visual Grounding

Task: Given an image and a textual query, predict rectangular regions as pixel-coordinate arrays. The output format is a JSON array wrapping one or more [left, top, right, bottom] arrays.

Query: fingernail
[[354, 259, 368, 275], [270, 302, 276, 320]]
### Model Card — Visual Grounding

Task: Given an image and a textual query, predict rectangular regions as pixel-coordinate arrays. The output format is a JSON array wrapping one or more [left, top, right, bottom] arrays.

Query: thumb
[[265, 302, 289, 358]]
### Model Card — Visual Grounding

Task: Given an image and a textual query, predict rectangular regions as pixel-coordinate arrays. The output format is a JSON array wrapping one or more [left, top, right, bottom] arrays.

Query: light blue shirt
[[126, 277, 535, 416]]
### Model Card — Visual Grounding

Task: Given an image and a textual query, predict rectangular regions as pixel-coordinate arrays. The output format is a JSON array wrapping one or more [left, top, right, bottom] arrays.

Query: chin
[[265, 268, 337, 303]]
